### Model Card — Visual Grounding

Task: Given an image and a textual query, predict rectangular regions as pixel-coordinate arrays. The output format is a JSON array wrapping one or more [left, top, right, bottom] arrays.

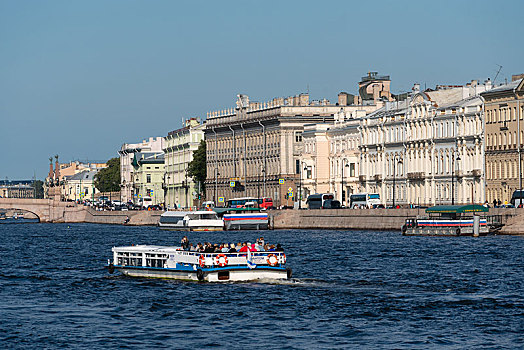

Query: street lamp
[[257, 166, 265, 201], [392, 155, 403, 208], [341, 159, 349, 206], [299, 162, 308, 209], [214, 168, 220, 206], [452, 155, 461, 205]]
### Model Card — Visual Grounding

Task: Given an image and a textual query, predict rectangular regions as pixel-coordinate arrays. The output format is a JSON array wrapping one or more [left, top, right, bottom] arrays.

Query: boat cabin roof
[[425, 205, 488, 214], [161, 210, 217, 217], [213, 207, 261, 215]]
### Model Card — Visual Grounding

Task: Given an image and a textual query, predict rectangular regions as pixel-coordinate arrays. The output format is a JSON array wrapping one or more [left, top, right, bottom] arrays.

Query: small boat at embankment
[[107, 245, 291, 282], [214, 207, 269, 230], [402, 205, 490, 236], [158, 210, 224, 231]]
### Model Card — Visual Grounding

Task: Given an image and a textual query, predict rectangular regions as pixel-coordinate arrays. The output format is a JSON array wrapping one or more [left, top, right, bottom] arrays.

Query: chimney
[[412, 83, 421, 93], [338, 92, 348, 106]]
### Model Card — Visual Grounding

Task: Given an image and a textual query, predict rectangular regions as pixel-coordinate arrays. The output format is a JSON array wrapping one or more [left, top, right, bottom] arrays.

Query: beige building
[[360, 80, 491, 206], [482, 75, 524, 204], [132, 152, 165, 206], [164, 118, 205, 209], [205, 80, 384, 207], [119, 137, 164, 203], [301, 115, 362, 207], [299, 73, 393, 206], [62, 170, 100, 202], [0, 182, 35, 198]]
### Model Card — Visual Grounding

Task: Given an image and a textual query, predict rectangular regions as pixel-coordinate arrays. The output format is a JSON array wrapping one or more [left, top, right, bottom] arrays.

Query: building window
[[296, 160, 300, 174], [350, 163, 355, 177], [295, 132, 302, 142], [147, 174, 151, 183]]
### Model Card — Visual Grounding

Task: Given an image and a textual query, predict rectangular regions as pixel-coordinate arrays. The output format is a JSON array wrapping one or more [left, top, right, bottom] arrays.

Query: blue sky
[[1, 0, 522, 179]]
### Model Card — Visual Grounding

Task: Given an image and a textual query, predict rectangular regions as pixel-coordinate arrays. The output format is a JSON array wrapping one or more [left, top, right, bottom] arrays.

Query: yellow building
[[132, 152, 165, 206], [482, 74, 524, 204]]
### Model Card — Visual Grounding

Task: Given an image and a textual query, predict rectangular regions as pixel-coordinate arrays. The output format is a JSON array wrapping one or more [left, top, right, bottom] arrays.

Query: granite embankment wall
[[270, 208, 524, 234], [63, 207, 161, 226]]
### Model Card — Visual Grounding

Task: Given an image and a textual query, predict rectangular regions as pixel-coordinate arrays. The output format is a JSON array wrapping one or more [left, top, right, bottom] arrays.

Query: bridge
[[0, 198, 84, 223]]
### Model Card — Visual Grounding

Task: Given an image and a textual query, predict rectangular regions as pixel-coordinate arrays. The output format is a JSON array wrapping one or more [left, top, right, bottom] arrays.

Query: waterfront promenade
[[1, 198, 523, 234]]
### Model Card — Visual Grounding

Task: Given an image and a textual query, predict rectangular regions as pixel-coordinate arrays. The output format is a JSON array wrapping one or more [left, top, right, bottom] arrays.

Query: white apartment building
[[359, 81, 491, 206], [118, 137, 164, 203], [164, 118, 205, 209]]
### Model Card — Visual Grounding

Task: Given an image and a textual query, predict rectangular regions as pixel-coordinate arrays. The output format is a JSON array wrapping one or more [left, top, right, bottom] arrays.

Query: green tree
[[187, 140, 206, 196], [94, 157, 121, 192], [33, 180, 44, 198]]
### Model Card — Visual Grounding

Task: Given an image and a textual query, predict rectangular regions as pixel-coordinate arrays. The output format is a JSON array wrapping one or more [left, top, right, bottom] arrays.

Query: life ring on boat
[[455, 228, 461, 236], [196, 269, 204, 281], [199, 255, 206, 267], [214, 254, 228, 267], [266, 254, 279, 266]]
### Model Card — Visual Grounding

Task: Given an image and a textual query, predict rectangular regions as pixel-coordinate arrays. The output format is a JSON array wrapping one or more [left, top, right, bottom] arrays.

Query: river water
[[0, 223, 522, 349]]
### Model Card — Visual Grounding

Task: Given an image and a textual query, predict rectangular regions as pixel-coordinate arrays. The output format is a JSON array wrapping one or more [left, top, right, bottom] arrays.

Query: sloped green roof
[[425, 205, 488, 214]]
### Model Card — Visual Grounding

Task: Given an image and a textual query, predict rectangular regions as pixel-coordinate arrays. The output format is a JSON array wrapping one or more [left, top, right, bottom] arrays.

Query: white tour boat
[[158, 210, 224, 231], [107, 245, 291, 282]]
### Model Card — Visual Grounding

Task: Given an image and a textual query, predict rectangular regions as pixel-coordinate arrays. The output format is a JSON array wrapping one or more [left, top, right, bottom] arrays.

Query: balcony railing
[[374, 174, 382, 182], [359, 175, 367, 182]]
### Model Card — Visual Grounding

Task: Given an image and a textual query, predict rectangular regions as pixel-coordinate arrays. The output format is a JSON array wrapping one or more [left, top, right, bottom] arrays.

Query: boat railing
[[175, 250, 286, 267]]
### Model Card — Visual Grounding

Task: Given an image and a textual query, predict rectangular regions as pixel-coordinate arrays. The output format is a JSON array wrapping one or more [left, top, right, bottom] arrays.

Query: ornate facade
[[163, 119, 204, 209], [204, 93, 367, 207], [119, 137, 164, 203], [360, 81, 491, 206]]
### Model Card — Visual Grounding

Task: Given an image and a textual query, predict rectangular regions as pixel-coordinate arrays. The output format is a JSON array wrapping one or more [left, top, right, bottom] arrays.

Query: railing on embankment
[[270, 207, 524, 233]]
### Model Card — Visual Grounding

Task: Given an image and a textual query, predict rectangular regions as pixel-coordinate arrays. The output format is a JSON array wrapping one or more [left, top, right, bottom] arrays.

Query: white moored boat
[[158, 210, 224, 231], [107, 245, 291, 282]]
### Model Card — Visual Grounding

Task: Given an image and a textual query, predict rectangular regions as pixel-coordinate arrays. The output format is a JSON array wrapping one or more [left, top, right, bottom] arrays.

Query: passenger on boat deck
[[189, 244, 197, 252], [238, 242, 249, 252], [221, 244, 229, 253], [255, 241, 265, 251], [196, 243, 204, 252], [267, 244, 276, 251], [204, 243, 215, 253], [180, 236, 189, 250], [228, 243, 237, 253], [275, 243, 284, 252], [235, 242, 242, 251], [258, 237, 265, 246], [214, 244, 221, 253]]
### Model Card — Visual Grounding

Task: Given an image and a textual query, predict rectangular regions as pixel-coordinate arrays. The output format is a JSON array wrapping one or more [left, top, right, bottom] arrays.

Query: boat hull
[[114, 265, 289, 282]]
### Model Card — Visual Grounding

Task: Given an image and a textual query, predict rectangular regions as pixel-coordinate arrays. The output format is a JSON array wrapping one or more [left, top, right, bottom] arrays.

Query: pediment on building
[[410, 92, 430, 106]]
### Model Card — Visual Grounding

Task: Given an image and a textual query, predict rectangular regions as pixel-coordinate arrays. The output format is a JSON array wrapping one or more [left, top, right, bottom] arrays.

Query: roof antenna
[[493, 64, 503, 85]]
